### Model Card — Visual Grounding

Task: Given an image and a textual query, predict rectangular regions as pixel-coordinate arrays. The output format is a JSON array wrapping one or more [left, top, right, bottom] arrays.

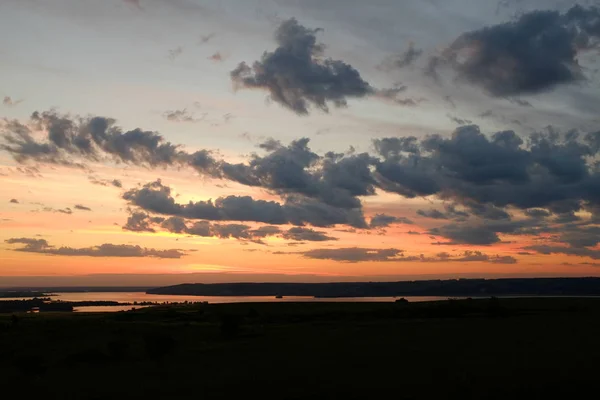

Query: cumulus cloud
[[5, 237, 185, 258], [123, 179, 367, 228], [1, 111, 189, 167], [122, 211, 336, 243], [438, 5, 600, 96], [9, 198, 19, 204], [231, 18, 410, 115]]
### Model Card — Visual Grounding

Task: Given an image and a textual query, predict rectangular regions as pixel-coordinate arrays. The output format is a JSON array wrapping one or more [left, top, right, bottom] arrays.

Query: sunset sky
[[2, 0, 600, 286]]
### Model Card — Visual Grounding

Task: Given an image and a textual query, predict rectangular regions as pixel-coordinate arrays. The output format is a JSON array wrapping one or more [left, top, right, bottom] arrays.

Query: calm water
[[3, 292, 457, 312]]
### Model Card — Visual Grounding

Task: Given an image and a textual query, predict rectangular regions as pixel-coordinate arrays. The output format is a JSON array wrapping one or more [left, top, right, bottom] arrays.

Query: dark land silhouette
[[147, 277, 600, 297], [2, 297, 600, 399]]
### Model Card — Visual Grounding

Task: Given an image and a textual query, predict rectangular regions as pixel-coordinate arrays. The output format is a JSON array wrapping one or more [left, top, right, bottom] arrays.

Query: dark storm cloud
[[5, 237, 185, 259], [369, 214, 413, 228], [231, 18, 410, 115], [439, 5, 600, 96], [74, 204, 92, 211], [123, 180, 367, 228]]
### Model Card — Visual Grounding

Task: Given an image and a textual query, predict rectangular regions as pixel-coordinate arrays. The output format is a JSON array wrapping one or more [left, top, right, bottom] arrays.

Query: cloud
[[123, 211, 165, 232], [208, 52, 223, 62], [430, 224, 501, 245], [439, 5, 600, 96], [373, 125, 600, 216], [38, 207, 73, 215], [1, 111, 189, 166], [89, 176, 122, 188], [281, 227, 337, 242], [296, 247, 517, 263], [300, 247, 406, 262], [123, 180, 367, 228], [168, 46, 183, 61], [220, 138, 377, 209], [5, 238, 186, 258], [123, 211, 340, 243], [447, 115, 472, 125], [379, 42, 423, 70], [370, 214, 413, 228], [162, 109, 203, 123], [524, 244, 600, 260], [199, 33, 215, 44], [9, 198, 19, 204], [3, 96, 23, 107], [231, 18, 381, 115], [74, 204, 92, 211]]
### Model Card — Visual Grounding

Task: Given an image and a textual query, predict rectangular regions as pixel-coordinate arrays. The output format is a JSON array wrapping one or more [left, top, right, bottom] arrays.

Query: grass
[[1, 297, 599, 399]]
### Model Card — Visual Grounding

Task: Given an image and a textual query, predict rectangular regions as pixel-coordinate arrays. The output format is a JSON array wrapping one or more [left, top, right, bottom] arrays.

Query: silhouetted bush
[[107, 338, 129, 360], [220, 314, 242, 338], [144, 333, 176, 362], [14, 354, 47, 376], [487, 296, 504, 317]]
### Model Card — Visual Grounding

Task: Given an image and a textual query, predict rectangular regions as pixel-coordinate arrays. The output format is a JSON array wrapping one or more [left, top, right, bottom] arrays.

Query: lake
[[3, 292, 457, 312]]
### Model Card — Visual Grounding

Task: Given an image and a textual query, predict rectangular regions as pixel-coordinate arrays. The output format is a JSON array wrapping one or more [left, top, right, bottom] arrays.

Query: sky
[[2, 0, 600, 286]]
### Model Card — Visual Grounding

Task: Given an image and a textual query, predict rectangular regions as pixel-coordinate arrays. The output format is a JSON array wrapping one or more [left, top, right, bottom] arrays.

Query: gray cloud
[[380, 42, 423, 70], [370, 213, 413, 228], [74, 204, 92, 211], [208, 52, 224, 62], [231, 18, 406, 115], [524, 244, 600, 260], [168, 46, 183, 61], [439, 5, 600, 96], [163, 109, 203, 123], [123, 211, 335, 243], [1, 111, 188, 166], [297, 247, 517, 264], [5, 237, 185, 258], [88, 176, 123, 188], [300, 247, 406, 262], [3, 96, 23, 107], [123, 180, 366, 227], [281, 227, 337, 242], [9, 198, 19, 204]]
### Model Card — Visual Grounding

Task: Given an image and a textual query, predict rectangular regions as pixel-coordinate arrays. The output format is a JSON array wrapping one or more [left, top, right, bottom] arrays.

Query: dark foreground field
[[1, 298, 599, 399]]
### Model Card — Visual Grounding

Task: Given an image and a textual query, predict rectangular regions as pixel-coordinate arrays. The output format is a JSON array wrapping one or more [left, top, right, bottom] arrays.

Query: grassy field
[[1, 297, 599, 399]]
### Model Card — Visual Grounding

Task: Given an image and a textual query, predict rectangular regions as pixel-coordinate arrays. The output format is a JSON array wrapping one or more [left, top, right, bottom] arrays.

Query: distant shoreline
[[146, 277, 600, 298]]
